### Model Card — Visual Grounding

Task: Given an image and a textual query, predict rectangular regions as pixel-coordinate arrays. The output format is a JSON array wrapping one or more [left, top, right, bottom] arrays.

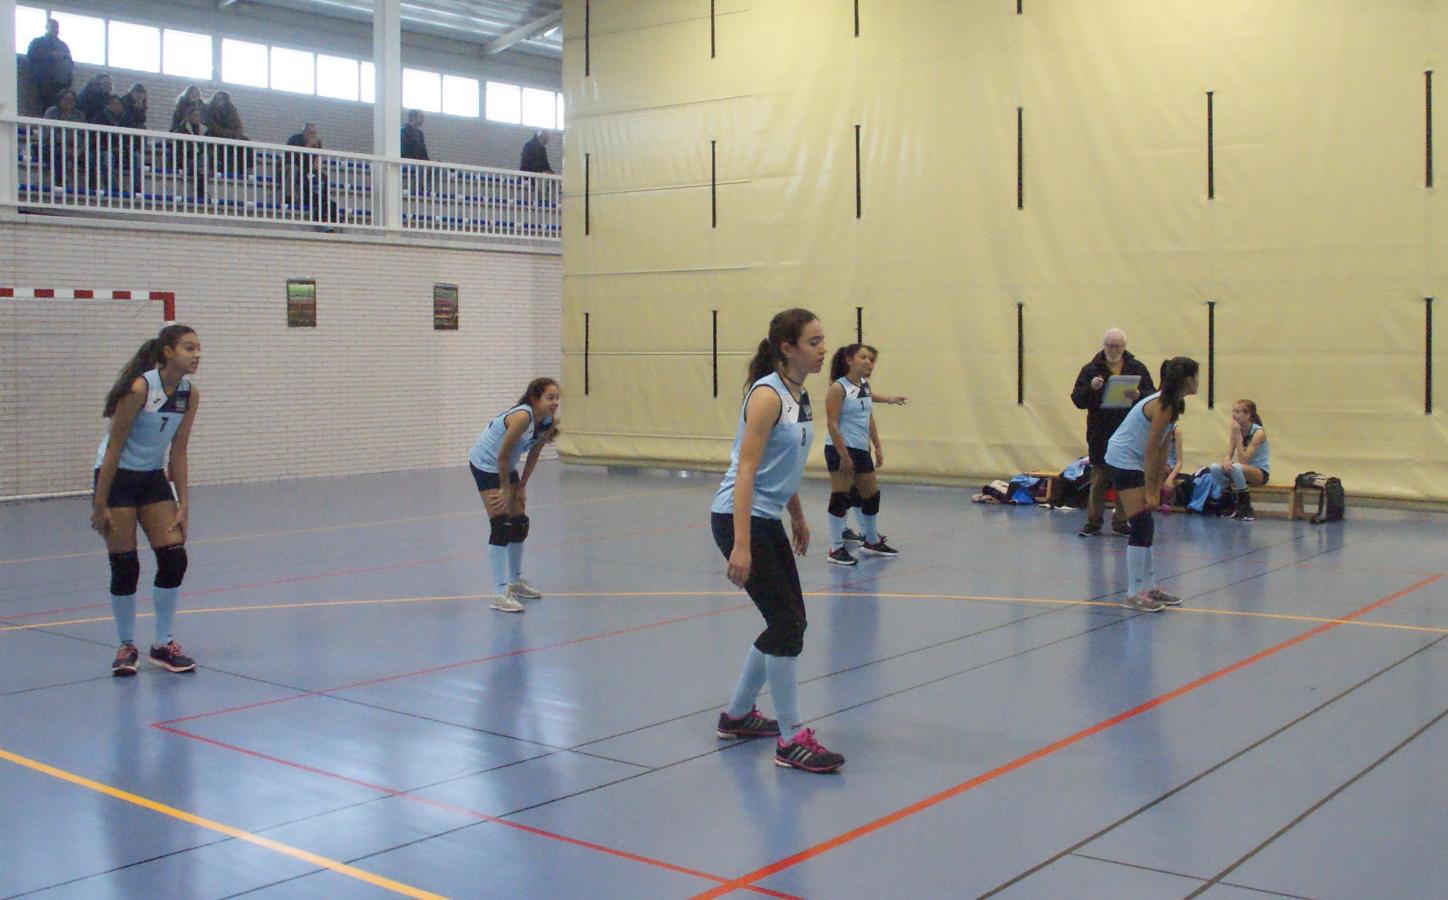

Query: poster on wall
[[287, 278, 316, 328], [433, 283, 459, 331]]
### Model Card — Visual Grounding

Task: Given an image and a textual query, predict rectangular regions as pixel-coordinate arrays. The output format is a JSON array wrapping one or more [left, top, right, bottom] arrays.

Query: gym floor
[[2, 462, 1444, 899]]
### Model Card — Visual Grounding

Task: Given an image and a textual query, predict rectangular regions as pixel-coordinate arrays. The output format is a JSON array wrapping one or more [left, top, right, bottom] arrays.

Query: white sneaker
[[509, 579, 542, 599], [491, 589, 525, 613]]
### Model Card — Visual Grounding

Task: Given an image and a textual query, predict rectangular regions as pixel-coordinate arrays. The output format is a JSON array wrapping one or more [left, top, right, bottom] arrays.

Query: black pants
[[711, 512, 807, 657]]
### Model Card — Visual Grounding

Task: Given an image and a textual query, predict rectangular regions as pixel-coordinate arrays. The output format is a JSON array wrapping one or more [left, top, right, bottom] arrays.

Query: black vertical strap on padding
[[1427, 71, 1434, 188], [1016, 107, 1024, 209], [584, 0, 591, 77], [854, 0, 860, 37], [584, 312, 591, 396], [1016, 302, 1025, 405], [712, 309, 719, 398], [1017, 1, 1023, 14], [584, 152, 591, 235], [710, 0, 716, 58], [711, 140, 717, 228], [854, 124, 863, 218], [1207, 301, 1216, 409], [1206, 91, 1215, 199], [1427, 297, 1434, 414], [856, 306, 863, 344]]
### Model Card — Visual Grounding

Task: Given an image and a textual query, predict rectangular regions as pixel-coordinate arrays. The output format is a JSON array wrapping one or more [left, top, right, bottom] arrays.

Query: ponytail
[[1235, 398, 1263, 430], [829, 344, 863, 381], [103, 325, 195, 417], [744, 308, 818, 394], [1157, 356, 1199, 423]]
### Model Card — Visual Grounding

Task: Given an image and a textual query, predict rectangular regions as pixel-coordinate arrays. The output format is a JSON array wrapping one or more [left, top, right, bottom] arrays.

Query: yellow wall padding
[[559, 0, 1448, 500]]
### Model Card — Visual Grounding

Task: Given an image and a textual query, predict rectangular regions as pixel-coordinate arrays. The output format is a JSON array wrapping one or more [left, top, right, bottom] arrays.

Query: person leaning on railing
[[204, 91, 250, 176]]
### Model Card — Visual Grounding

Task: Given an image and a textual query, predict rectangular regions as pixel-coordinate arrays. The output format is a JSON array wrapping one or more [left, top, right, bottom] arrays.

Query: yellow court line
[[0, 746, 446, 899], [0, 484, 702, 567], [6, 589, 1445, 638]]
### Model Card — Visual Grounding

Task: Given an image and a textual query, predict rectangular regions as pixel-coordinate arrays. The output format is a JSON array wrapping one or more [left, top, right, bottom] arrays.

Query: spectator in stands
[[89, 95, 126, 190], [42, 89, 85, 187], [401, 109, 430, 160], [286, 123, 337, 225], [170, 104, 207, 202], [117, 85, 148, 193], [25, 18, 74, 117], [171, 86, 205, 130], [77, 73, 114, 123], [120, 84, 148, 129], [1071, 328, 1155, 537], [204, 91, 249, 175], [519, 131, 553, 174]]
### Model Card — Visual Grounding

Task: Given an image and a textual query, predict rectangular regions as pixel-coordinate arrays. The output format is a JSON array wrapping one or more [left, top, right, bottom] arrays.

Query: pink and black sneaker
[[716, 707, 781, 739], [774, 727, 845, 773]]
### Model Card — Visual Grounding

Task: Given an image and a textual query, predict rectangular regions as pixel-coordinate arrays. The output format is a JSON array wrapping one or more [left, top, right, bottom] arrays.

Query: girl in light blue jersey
[[824, 344, 897, 565], [711, 308, 843, 773], [92, 325, 202, 677], [469, 377, 560, 613], [1103, 356, 1199, 613], [1208, 399, 1270, 522]]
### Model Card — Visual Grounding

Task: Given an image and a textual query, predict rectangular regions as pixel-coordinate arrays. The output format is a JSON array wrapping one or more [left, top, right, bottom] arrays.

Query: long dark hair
[[103, 325, 196, 417], [1157, 356, 1199, 423], [515, 377, 559, 408], [829, 343, 863, 381], [745, 308, 818, 392], [1234, 398, 1263, 430]]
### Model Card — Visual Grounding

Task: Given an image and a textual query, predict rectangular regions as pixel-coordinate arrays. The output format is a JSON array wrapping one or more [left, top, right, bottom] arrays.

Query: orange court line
[[690, 573, 1444, 898], [0, 746, 446, 899]]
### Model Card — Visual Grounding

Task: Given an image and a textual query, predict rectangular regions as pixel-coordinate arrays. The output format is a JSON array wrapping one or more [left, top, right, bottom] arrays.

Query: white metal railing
[[5, 116, 561, 241]]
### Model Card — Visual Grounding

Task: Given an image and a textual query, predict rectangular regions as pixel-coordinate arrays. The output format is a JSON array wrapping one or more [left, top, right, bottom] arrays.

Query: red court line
[[157, 602, 752, 726], [152, 724, 800, 900], [691, 573, 1443, 899]]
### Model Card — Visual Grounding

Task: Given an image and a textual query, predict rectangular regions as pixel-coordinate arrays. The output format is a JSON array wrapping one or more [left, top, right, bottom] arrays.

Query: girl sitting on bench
[[1208, 399, 1270, 521]]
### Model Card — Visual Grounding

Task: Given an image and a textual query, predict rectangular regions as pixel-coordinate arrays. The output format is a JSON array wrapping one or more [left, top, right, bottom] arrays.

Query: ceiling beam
[[481, 9, 563, 56]]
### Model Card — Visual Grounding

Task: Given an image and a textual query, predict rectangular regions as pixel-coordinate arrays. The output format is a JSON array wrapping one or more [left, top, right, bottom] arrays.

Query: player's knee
[[153, 544, 188, 588], [489, 515, 510, 546], [860, 492, 881, 515], [109, 550, 140, 595], [828, 492, 851, 518], [1128, 511, 1154, 548], [509, 514, 530, 543]]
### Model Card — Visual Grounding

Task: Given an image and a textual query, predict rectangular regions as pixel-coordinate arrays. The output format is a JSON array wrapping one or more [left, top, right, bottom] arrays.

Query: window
[[221, 39, 268, 88], [163, 29, 212, 80], [315, 55, 358, 102], [441, 75, 479, 118], [270, 47, 315, 95], [360, 61, 375, 104], [556, 93, 565, 130], [522, 87, 556, 129], [15, 6, 47, 55], [107, 21, 160, 73], [485, 81, 521, 124], [403, 68, 441, 113], [49, 11, 105, 65]]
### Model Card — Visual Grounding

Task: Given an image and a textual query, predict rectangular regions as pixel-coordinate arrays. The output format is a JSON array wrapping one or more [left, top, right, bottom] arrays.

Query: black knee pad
[[109, 550, 140, 596], [828, 492, 851, 518], [1128, 511, 1155, 548], [509, 514, 530, 543], [488, 514, 510, 546], [756, 616, 807, 657], [848, 485, 862, 507], [153, 544, 188, 589], [860, 492, 881, 515]]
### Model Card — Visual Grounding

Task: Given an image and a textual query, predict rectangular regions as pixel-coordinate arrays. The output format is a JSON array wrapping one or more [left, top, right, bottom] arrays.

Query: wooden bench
[[1024, 470, 1318, 520]]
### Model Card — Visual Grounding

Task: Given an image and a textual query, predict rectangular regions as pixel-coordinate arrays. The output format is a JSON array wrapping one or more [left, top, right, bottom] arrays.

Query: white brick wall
[[0, 219, 562, 496]]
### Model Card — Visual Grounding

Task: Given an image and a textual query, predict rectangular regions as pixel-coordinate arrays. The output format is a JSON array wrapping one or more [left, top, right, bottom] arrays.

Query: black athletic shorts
[[470, 463, 520, 492], [93, 468, 173, 509], [824, 444, 875, 474], [1105, 464, 1146, 492], [711, 512, 807, 656]]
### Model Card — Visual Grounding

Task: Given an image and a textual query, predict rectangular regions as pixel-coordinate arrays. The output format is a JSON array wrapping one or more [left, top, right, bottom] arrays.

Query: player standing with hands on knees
[[710, 308, 844, 773], [1071, 328, 1155, 537]]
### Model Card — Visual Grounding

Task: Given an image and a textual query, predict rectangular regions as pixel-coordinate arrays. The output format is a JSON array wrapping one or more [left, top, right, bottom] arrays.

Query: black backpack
[[1294, 472, 1346, 523]]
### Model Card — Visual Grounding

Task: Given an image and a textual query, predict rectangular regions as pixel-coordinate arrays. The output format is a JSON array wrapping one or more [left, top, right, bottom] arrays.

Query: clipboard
[[1101, 374, 1142, 409]]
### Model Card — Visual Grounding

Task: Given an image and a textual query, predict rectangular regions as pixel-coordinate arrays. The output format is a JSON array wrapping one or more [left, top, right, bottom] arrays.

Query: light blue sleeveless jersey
[[1104, 391, 1175, 473], [711, 373, 814, 520], [469, 405, 554, 474], [94, 369, 192, 472], [823, 376, 872, 451], [1242, 422, 1270, 470]]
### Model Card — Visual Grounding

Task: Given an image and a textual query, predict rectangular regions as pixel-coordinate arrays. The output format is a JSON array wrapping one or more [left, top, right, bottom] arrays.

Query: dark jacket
[[519, 135, 553, 173], [1071, 350, 1156, 463], [120, 96, 148, 130], [25, 35, 73, 89], [401, 124, 429, 161], [76, 77, 112, 123]]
